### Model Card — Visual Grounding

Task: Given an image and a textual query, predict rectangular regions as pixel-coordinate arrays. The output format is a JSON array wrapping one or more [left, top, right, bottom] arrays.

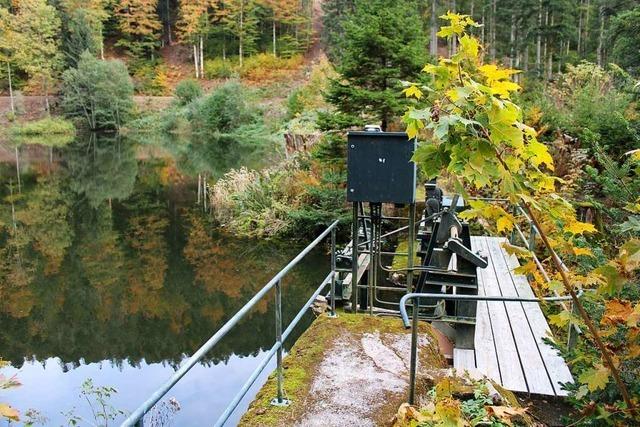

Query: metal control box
[[346, 131, 416, 204]]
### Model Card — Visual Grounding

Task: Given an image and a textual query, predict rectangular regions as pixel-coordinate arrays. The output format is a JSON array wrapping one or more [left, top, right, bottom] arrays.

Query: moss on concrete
[[239, 311, 445, 427]]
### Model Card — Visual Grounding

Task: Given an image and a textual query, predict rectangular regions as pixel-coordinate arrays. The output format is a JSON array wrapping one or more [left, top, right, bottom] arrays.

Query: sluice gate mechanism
[[333, 128, 576, 399]]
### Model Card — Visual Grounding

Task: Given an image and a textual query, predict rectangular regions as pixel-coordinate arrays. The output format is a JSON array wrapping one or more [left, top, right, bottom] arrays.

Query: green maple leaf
[[487, 101, 523, 146]]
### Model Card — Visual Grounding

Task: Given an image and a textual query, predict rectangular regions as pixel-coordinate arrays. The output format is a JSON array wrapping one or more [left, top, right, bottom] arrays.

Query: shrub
[[204, 58, 237, 79], [133, 62, 170, 95], [61, 52, 135, 130], [190, 81, 256, 133], [239, 53, 304, 81], [524, 62, 639, 158], [174, 79, 203, 106]]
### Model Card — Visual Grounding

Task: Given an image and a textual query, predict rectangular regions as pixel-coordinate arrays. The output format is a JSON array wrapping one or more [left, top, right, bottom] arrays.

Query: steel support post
[[407, 204, 416, 294], [329, 227, 337, 318], [271, 279, 290, 406], [351, 202, 359, 312]]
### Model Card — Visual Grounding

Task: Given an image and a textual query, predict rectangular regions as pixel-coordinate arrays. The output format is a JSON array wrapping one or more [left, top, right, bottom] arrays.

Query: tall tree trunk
[[469, 0, 474, 18], [239, 0, 244, 67], [223, 33, 227, 60], [481, 8, 485, 47], [584, 0, 591, 47], [199, 35, 204, 77], [43, 76, 50, 114], [450, 0, 457, 56], [430, 0, 438, 57], [7, 62, 14, 114], [536, 0, 542, 74], [166, 0, 172, 45], [524, 44, 529, 72], [509, 12, 516, 68], [577, 0, 583, 54], [15, 147, 21, 193], [490, 0, 497, 61], [193, 44, 199, 78], [597, 5, 605, 67], [272, 19, 276, 56]]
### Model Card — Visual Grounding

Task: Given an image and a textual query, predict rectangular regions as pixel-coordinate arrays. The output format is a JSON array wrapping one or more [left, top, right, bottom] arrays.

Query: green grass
[[7, 117, 76, 147]]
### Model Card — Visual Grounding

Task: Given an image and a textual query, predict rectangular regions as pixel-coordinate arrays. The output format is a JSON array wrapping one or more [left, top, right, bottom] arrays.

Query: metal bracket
[[270, 398, 291, 407]]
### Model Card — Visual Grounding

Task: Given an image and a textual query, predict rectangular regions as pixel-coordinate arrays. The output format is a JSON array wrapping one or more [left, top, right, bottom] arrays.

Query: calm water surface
[[0, 133, 329, 426]]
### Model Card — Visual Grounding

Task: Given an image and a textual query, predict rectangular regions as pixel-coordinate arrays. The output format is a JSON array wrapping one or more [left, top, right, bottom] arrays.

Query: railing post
[[271, 279, 290, 406], [567, 302, 578, 350], [329, 226, 338, 318], [351, 202, 359, 312], [408, 296, 419, 405], [529, 222, 537, 252], [510, 204, 517, 245]]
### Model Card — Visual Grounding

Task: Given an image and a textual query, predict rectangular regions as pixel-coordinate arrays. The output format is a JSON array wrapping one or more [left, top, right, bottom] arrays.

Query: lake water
[[0, 133, 330, 426]]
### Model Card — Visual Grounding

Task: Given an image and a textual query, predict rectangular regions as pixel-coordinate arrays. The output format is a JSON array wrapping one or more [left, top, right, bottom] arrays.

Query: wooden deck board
[[484, 237, 555, 395], [473, 237, 528, 392], [500, 244, 574, 396], [458, 236, 574, 397]]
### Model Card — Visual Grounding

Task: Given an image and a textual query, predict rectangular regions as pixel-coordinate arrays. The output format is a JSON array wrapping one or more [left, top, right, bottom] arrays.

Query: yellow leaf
[[478, 64, 520, 82], [578, 364, 610, 392], [491, 79, 521, 99], [458, 34, 479, 59], [572, 247, 594, 257], [565, 221, 597, 235], [402, 85, 423, 99], [549, 310, 572, 327], [497, 215, 514, 233]]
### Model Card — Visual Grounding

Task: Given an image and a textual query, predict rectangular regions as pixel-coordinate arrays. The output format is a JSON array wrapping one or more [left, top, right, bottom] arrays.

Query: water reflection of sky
[[4, 354, 275, 426], [0, 134, 329, 426]]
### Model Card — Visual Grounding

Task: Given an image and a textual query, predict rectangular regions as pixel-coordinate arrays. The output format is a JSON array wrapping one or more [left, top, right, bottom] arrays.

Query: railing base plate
[[270, 398, 291, 407]]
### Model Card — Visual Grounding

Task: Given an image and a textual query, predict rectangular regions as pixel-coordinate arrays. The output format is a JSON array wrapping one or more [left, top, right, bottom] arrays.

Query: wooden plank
[[500, 243, 574, 396], [341, 253, 370, 288], [474, 236, 528, 392], [454, 348, 476, 370], [470, 237, 502, 386], [485, 237, 555, 395]]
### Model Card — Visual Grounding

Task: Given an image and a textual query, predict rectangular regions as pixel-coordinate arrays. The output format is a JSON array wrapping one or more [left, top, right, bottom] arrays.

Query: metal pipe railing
[[399, 291, 581, 404], [121, 220, 340, 427]]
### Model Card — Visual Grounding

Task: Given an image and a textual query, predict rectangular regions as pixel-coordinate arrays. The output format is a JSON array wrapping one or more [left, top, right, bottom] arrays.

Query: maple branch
[[522, 201, 635, 413], [489, 145, 635, 412]]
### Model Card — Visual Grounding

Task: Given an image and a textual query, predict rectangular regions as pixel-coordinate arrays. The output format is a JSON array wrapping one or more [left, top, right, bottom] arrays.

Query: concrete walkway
[[240, 313, 446, 427]]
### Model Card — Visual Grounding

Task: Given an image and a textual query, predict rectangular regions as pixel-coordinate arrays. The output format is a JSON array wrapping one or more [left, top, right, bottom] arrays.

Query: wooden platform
[[453, 236, 573, 396]]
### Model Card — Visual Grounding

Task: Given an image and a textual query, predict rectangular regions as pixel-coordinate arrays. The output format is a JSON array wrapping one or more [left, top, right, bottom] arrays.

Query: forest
[[0, 0, 640, 426]]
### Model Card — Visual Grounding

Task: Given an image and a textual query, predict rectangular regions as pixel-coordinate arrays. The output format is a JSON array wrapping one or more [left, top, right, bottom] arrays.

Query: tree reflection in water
[[0, 132, 328, 424]]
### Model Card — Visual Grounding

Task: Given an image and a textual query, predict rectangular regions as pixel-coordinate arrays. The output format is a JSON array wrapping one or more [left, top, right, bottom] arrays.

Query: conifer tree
[[60, 0, 109, 60], [325, 0, 428, 130]]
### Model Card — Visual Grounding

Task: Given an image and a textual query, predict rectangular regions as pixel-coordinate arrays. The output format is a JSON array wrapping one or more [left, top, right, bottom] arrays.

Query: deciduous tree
[[115, 0, 163, 59]]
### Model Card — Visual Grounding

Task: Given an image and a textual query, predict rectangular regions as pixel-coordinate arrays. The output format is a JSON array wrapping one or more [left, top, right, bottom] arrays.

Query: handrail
[[399, 290, 583, 404], [121, 220, 340, 427]]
